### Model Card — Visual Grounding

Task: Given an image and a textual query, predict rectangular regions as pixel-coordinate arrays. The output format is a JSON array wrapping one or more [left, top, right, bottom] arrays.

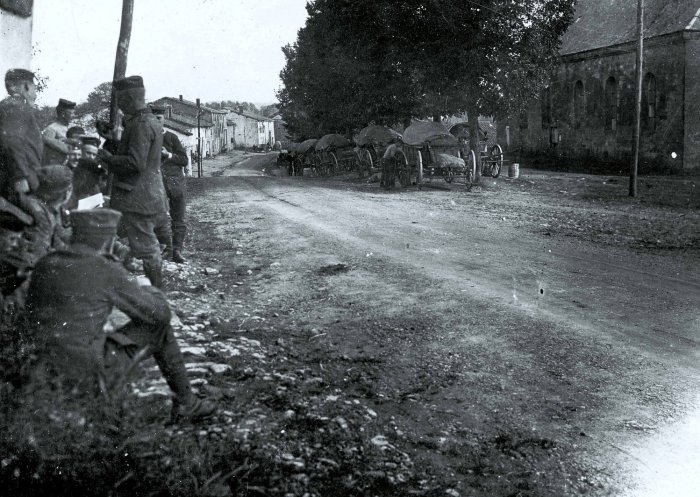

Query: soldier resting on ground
[[24, 208, 216, 422], [0, 165, 73, 308]]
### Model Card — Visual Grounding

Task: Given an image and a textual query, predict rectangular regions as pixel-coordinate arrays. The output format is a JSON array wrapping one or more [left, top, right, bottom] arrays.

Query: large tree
[[278, 0, 574, 173]]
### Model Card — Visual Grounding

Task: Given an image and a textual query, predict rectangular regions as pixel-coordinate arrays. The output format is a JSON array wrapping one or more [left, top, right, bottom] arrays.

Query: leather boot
[[143, 260, 163, 289], [172, 228, 186, 263]]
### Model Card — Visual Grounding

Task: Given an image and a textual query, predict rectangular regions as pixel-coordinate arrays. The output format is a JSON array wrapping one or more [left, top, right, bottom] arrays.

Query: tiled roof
[[164, 118, 193, 136], [560, 0, 700, 55], [150, 97, 214, 126], [227, 109, 272, 122], [169, 113, 213, 129]]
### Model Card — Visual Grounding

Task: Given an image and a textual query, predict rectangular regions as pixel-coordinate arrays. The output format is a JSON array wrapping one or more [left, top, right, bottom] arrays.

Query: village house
[[150, 96, 228, 159], [271, 112, 291, 148], [500, 0, 700, 172], [0, 1, 33, 78], [225, 108, 275, 149]]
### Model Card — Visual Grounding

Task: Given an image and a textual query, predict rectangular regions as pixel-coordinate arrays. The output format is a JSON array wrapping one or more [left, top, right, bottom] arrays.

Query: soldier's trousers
[[116, 319, 193, 404], [120, 212, 163, 287], [164, 176, 187, 251]]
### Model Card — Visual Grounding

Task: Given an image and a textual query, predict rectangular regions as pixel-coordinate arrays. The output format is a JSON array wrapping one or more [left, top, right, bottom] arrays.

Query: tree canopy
[[277, 0, 575, 140]]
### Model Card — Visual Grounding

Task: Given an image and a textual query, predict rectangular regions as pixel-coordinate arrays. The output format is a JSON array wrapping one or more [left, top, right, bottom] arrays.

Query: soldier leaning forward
[[23, 209, 216, 422]]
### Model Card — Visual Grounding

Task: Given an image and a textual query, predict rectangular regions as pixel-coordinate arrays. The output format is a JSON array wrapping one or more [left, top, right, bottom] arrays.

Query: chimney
[[179, 95, 183, 101]]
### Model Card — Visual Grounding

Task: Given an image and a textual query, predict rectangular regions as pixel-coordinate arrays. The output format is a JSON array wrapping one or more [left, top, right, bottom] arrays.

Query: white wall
[[0, 9, 33, 82]]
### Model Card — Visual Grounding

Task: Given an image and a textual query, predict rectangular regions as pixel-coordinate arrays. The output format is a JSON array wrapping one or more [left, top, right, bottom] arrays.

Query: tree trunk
[[109, 0, 135, 132], [467, 102, 482, 183]]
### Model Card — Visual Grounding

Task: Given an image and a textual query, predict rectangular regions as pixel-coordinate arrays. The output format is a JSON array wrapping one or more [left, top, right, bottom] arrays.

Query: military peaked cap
[[80, 136, 101, 146], [5, 68, 35, 86], [113, 75, 144, 92], [36, 165, 73, 195], [57, 98, 76, 110], [150, 103, 166, 114], [66, 126, 86, 139], [71, 209, 122, 237]]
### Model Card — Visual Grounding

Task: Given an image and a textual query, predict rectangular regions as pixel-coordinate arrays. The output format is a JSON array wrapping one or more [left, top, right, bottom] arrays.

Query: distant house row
[[149, 96, 282, 168]]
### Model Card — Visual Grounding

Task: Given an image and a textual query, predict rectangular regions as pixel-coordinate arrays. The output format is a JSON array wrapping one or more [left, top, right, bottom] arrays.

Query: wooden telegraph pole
[[196, 98, 202, 178], [629, 0, 644, 197], [109, 0, 134, 133]]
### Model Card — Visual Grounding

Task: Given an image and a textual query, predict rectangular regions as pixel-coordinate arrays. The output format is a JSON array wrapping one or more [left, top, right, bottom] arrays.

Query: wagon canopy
[[315, 133, 352, 151], [297, 139, 318, 154], [448, 122, 487, 142], [286, 142, 299, 153], [402, 121, 459, 147], [354, 125, 402, 147]]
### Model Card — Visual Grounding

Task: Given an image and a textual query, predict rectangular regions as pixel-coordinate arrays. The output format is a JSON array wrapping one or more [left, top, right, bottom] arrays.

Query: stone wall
[[684, 32, 700, 170], [499, 32, 694, 172]]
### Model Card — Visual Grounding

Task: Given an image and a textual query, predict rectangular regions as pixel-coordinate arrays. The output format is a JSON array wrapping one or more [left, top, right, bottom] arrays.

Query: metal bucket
[[508, 163, 520, 179]]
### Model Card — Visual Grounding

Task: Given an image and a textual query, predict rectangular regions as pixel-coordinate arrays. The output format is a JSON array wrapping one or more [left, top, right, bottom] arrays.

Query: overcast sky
[[32, 0, 308, 108]]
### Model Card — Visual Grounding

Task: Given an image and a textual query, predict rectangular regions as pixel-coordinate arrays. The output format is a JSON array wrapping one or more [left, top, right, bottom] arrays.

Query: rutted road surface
[[183, 152, 700, 496]]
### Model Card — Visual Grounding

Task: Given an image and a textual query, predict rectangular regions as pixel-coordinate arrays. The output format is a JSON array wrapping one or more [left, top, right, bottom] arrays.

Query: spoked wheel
[[311, 155, 322, 177], [464, 150, 476, 185], [488, 144, 503, 178], [328, 152, 339, 176], [416, 150, 423, 190], [394, 150, 411, 188], [444, 167, 454, 183]]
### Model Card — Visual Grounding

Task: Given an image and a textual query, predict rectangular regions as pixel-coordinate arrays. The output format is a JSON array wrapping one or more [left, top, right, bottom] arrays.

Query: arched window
[[643, 73, 657, 131], [573, 80, 585, 129], [604, 77, 618, 131], [541, 86, 552, 129]]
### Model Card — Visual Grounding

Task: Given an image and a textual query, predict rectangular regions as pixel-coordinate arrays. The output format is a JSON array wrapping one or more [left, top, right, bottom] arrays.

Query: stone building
[[150, 96, 228, 158], [500, 0, 700, 172], [225, 108, 275, 149]]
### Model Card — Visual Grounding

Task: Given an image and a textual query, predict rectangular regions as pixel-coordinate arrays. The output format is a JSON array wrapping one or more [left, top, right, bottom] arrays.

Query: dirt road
[[181, 152, 700, 496]]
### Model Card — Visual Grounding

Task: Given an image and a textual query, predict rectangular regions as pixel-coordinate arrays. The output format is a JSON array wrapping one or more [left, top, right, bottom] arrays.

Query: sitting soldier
[[0, 165, 73, 308], [24, 208, 216, 422]]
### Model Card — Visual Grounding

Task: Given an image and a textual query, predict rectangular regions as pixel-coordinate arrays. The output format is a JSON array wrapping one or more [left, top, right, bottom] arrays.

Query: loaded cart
[[292, 139, 319, 176], [388, 121, 470, 190], [354, 125, 403, 179], [449, 122, 505, 179], [313, 134, 356, 177]]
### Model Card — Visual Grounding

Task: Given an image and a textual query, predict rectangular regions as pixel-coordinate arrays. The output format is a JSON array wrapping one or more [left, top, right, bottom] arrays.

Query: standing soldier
[[97, 76, 168, 288], [0, 68, 42, 208], [150, 104, 189, 263], [42, 98, 76, 165]]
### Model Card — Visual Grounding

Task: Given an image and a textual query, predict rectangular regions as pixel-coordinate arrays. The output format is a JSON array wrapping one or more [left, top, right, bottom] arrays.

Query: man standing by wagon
[[97, 76, 168, 288], [151, 104, 189, 263], [41, 98, 76, 165]]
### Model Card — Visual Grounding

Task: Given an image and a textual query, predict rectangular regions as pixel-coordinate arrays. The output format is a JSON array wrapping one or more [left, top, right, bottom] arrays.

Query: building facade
[[226, 108, 275, 149], [500, 0, 700, 172], [150, 96, 226, 158]]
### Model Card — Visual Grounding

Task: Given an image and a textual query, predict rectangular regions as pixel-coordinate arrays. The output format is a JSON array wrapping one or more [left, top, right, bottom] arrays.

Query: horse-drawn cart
[[291, 139, 318, 176], [449, 122, 505, 179], [314, 134, 355, 177], [354, 125, 403, 179], [385, 121, 469, 190]]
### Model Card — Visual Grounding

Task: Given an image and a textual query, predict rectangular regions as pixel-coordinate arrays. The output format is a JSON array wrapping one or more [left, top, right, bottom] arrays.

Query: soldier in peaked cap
[[151, 103, 189, 263], [42, 98, 77, 166], [97, 75, 169, 288], [24, 208, 216, 422], [0, 69, 42, 208]]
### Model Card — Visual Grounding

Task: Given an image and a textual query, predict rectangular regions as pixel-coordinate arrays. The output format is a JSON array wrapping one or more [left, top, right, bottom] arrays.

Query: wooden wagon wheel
[[328, 152, 339, 176], [394, 150, 411, 188], [416, 150, 423, 190], [444, 167, 454, 183], [311, 154, 322, 177], [489, 144, 503, 178], [464, 149, 476, 185]]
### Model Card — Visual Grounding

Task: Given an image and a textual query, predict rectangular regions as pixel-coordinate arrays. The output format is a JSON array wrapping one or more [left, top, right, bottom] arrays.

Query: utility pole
[[196, 97, 202, 178], [108, 0, 134, 134], [629, 0, 644, 197], [106, 0, 134, 198]]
